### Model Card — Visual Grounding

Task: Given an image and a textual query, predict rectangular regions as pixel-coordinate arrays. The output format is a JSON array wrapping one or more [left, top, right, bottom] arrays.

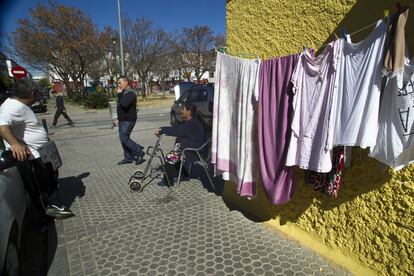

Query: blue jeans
[[118, 120, 143, 161]]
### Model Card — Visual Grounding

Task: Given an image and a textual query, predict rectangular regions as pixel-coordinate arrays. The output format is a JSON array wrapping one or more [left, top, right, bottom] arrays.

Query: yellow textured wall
[[225, 0, 414, 275]]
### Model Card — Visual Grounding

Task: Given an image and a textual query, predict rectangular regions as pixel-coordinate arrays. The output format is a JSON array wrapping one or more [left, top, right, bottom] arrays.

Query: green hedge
[[84, 92, 109, 109]]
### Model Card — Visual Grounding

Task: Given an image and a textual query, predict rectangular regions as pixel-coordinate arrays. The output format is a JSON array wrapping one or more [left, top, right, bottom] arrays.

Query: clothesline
[[317, 20, 380, 50], [318, 5, 413, 50]]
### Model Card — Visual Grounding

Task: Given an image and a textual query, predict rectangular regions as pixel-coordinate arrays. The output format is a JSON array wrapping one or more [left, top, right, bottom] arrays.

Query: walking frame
[[128, 135, 215, 193], [128, 135, 173, 192]]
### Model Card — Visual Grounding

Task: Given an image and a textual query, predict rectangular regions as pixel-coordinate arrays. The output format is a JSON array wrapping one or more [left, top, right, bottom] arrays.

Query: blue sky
[[0, 0, 225, 35], [0, 0, 225, 75]]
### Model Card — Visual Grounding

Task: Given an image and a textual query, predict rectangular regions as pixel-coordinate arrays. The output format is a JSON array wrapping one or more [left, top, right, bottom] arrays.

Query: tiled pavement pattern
[[39, 104, 350, 275]]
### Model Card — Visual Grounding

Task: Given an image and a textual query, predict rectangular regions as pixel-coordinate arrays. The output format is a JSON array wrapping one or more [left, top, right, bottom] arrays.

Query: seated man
[[0, 79, 74, 219], [155, 102, 205, 186]]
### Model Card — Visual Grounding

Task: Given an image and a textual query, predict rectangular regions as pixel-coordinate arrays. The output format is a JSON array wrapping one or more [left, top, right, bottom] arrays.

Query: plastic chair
[[176, 138, 215, 191]]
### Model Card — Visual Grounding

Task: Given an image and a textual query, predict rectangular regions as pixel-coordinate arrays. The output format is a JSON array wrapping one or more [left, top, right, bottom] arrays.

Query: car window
[[178, 90, 190, 102], [187, 89, 208, 103]]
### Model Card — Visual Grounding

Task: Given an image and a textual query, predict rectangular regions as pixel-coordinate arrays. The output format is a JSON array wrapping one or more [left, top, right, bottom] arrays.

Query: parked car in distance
[[31, 99, 47, 113], [170, 83, 214, 130], [0, 151, 27, 275], [38, 88, 49, 103], [1, 89, 47, 113], [172, 82, 197, 100], [83, 86, 97, 94]]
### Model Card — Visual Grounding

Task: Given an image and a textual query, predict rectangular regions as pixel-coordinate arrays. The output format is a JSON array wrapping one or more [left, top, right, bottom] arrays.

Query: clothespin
[[396, 2, 402, 13], [384, 9, 390, 21], [340, 28, 348, 40], [219, 47, 226, 54], [302, 44, 307, 52]]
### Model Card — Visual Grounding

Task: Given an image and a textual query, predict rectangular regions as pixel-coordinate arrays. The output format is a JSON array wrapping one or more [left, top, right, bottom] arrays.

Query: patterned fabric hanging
[[306, 147, 345, 198]]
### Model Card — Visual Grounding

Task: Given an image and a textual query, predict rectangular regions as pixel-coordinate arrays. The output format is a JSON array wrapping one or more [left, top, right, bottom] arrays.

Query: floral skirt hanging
[[306, 147, 345, 198]]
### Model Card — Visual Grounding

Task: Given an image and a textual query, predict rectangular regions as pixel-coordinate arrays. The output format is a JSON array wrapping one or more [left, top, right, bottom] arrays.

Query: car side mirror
[[0, 150, 19, 171]]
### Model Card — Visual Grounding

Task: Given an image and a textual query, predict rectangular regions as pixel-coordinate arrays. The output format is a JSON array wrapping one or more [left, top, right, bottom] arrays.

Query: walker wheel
[[129, 180, 143, 192], [133, 170, 145, 179]]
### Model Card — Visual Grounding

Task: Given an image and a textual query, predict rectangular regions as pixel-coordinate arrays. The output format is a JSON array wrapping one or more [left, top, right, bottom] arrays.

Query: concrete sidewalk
[[38, 103, 350, 275]]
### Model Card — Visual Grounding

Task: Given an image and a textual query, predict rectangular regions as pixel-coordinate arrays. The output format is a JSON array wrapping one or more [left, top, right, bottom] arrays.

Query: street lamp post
[[117, 0, 125, 76], [111, 38, 117, 84]]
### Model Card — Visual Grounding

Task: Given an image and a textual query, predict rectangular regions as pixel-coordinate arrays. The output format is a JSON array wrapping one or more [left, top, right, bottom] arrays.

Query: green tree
[[38, 77, 49, 89], [11, 1, 104, 100]]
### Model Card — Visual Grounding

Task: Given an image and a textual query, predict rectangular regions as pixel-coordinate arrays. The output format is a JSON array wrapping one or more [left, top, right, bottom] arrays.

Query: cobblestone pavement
[[38, 102, 350, 276]]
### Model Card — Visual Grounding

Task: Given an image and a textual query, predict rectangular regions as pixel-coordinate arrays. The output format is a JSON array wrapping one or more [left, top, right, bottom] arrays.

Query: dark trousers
[[118, 120, 143, 161], [163, 161, 189, 186], [53, 108, 73, 126], [17, 158, 60, 212]]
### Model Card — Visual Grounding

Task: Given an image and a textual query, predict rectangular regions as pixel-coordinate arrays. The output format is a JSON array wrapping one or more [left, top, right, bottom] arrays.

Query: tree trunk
[[161, 79, 165, 96], [142, 82, 147, 100]]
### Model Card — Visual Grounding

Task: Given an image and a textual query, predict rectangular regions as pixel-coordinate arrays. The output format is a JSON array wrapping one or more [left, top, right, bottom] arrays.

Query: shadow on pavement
[[58, 172, 89, 208], [191, 165, 224, 195], [20, 203, 57, 276]]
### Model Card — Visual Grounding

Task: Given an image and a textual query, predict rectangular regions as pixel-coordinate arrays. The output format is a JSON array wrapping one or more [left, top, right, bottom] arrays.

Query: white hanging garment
[[212, 52, 260, 197], [370, 56, 414, 170], [330, 20, 388, 150]]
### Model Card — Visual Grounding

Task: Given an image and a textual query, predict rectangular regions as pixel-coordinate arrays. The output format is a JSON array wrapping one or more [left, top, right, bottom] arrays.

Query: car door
[[0, 166, 27, 274]]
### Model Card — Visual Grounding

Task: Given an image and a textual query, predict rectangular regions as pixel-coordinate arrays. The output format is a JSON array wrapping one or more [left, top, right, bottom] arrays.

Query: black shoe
[[134, 152, 145, 165], [135, 155, 145, 165], [118, 159, 133, 165], [135, 152, 145, 165], [45, 204, 75, 220]]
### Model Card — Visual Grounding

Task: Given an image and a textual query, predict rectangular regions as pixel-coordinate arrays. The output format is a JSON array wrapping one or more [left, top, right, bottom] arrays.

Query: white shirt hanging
[[329, 20, 388, 150], [370, 56, 414, 169]]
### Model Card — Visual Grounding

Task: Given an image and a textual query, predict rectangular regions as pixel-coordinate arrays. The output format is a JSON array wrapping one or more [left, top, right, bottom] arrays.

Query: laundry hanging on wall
[[212, 52, 261, 197], [213, 8, 413, 205], [329, 19, 388, 150], [258, 53, 299, 205], [370, 7, 414, 170], [370, 56, 414, 169], [305, 146, 345, 198], [286, 39, 343, 173], [383, 8, 409, 77]]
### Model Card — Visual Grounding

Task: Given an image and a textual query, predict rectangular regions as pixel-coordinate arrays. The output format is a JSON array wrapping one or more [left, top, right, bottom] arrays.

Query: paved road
[[27, 102, 350, 275]]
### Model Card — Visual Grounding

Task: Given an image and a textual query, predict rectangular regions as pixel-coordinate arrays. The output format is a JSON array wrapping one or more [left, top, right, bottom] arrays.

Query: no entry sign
[[11, 65, 27, 79]]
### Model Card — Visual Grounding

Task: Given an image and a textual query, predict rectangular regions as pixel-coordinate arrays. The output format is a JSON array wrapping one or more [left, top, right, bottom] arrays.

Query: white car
[[0, 164, 27, 275]]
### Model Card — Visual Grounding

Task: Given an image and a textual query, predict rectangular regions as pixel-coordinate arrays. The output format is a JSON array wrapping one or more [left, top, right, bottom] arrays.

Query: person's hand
[[155, 128, 161, 136], [113, 119, 119, 127], [117, 87, 122, 93], [11, 142, 31, 162]]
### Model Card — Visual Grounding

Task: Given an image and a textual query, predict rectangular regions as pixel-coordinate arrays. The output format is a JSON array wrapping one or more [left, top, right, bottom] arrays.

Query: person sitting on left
[[155, 102, 205, 186], [0, 79, 74, 219]]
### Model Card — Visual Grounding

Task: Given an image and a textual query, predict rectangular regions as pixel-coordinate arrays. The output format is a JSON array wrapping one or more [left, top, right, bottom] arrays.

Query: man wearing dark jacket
[[52, 91, 74, 127], [116, 76, 144, 165]]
